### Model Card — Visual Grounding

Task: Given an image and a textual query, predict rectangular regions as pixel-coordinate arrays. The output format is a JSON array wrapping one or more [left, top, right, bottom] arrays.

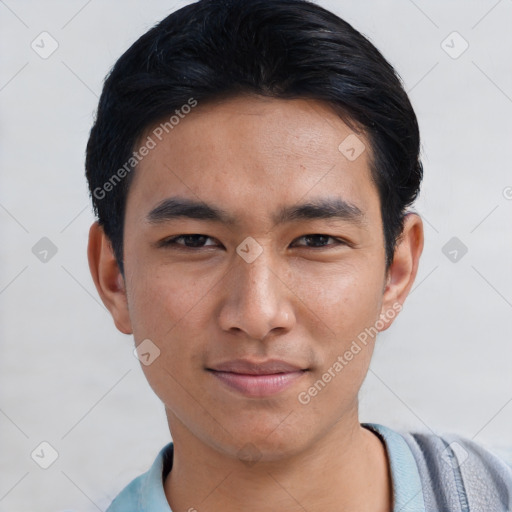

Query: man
[[85, 0, 512, 510]]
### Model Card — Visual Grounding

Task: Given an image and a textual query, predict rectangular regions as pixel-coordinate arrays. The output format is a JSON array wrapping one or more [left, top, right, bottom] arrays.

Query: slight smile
[[206, 359, 309, 398]]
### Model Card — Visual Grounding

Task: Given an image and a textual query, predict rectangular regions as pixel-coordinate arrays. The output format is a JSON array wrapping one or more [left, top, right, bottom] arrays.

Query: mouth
[[206, 359, 309, 398]]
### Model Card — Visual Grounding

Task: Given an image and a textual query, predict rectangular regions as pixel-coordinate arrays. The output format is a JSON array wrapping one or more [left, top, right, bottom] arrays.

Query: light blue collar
[[138, 443, 173, 511], [362, 422, 426, 512], [110, 423, 426, 512]]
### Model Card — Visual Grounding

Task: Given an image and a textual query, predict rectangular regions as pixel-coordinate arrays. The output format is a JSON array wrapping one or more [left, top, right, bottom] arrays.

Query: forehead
[[126, 95, 380, 228]]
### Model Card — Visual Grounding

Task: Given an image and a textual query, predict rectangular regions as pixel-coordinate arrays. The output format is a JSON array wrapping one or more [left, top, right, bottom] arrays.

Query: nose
[[217, 246, 295, 341]]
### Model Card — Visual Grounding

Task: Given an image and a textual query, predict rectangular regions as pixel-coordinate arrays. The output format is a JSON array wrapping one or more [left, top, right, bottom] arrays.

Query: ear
[[378, 212, 424, 332], [87, 221, 133, 334]]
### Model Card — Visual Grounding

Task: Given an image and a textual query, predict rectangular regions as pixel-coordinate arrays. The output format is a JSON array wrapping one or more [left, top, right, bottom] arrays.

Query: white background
[[1, 1, 511, 510]]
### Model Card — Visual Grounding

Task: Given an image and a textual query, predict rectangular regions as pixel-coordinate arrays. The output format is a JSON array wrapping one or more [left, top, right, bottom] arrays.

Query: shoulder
[[400, 428, 512, 510], [401, 428, 512, 472], [106, 442, 174, 512], [106, 472, 146, 512], [365, 422, 512, 511]]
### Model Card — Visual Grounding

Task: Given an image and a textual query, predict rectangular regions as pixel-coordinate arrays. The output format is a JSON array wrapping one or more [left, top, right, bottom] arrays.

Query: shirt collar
[[137, 423, 426, 512], [138, 442, 174, 511], [362, 422, 426, 512]]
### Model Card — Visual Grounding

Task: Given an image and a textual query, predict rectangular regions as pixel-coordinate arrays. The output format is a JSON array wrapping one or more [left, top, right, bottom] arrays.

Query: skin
[[88, 95, 423, 512]]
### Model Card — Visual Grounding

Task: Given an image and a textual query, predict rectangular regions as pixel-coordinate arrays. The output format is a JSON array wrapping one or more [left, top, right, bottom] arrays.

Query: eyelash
[[159, 234, 348, 250]]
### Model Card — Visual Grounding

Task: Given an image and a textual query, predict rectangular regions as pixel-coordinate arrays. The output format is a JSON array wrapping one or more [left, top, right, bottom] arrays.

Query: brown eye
[[160, 234, 219, 249], [292, 234, 345, 248]]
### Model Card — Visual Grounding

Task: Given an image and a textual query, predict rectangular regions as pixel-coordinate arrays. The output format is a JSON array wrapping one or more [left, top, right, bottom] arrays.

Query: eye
[[159, 234, 220, 249], [158, 233, 348, 251], [292, 234, 346, 248]]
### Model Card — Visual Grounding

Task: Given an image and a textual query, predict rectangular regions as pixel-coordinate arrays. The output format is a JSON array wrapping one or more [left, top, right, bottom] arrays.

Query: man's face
[[120, 95, 397, 461]]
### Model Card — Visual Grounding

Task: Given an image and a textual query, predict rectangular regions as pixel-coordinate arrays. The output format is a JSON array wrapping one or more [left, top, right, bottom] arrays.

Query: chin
[[211, 417, 312, 464]]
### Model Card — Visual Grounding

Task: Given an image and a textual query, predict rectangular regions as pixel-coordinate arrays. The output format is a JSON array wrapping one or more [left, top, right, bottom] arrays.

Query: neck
[[163, 411, 392, 512]]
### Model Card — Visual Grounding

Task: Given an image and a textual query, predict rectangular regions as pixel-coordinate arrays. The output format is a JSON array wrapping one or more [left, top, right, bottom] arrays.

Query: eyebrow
[[146, 196, 366, 227]]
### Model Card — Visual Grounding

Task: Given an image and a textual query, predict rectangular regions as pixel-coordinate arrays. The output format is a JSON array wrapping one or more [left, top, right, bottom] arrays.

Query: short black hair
[[86, 0, 423, 276]]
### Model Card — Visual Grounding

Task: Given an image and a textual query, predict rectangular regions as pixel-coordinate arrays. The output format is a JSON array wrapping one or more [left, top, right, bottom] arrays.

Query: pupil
[[187, 235, 205, 247], [307, 235, 327, 246]]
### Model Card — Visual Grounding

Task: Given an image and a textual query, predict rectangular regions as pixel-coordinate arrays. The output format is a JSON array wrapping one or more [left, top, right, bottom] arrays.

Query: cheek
[[290, 260, 384, 339], [127, 264, 216, 340], [125, 263, 220, 388], [289, 260, 383, 402], [291, 268, 380, 413]]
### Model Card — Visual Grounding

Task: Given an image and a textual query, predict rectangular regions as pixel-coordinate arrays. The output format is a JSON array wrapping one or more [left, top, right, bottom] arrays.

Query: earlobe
[[378, 212, 424, 331], [87, 222, 133, 335]]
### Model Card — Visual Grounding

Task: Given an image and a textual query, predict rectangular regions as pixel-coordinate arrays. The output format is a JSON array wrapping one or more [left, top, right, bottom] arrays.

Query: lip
[[208, 358, 306, 375], [207, 359, 308, 398]]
